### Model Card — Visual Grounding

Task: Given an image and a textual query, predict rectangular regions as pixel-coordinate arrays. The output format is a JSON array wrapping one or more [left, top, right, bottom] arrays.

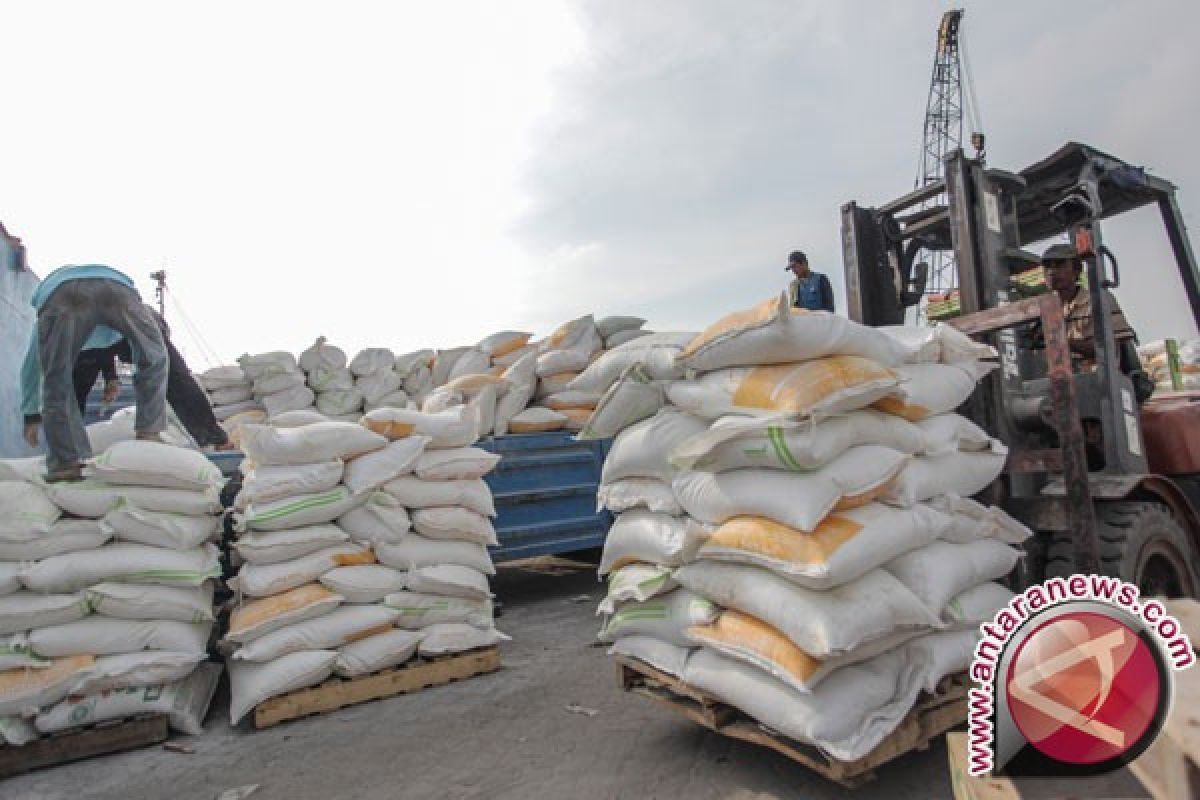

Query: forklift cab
[[841, 142, 1200, 596]]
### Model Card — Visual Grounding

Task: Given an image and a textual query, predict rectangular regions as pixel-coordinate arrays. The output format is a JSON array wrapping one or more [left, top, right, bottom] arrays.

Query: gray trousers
[[38, 278, 168, 472]]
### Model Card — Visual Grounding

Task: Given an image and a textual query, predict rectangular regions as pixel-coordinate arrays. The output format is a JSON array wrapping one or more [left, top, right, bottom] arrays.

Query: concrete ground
[[6, 558, 954, 800]]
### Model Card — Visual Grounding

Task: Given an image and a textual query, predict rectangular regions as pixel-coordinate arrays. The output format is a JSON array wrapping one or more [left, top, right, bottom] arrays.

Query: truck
[[841, 141, 1200, 596]]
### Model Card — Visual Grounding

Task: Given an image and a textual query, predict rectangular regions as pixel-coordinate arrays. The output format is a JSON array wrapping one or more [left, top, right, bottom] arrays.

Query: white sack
[[385, 591, 494, 630], [230, 545, 374, 597], [319, 565, 407, 603], [669, 410, 926, 473], [20, 544, 220, 592], [45, 481, 221, 518], [598, 510, 709, 575], [26, 618, 212, 657], [677, 293, 907, 371], [103, 503, 219, 550], [886, 539, 1021, 614], [601, 409, 708, 484], [336, 491, 412, 545], [236, 486, 367, 532], [376, 536, 495, 575], [237, 460, 345, 509], [382, 476, 496, 517], [343, 436, 430, 493], [404, 564, 491, 601], [596, 478, 683, 516], [0, 519, 111, 561], [674, 563, 939, 658], [234, 525, 350, 565], [411, 507, 497, 546], [240, 421, 386, 466], [228, 650, 337, 724], [85, 583, 215, 623], [673, 445, 909, 533], [597, 588, 718, 647], [350, 348, 396, 377], [417, 623, 508, 655], [415, 447, 501, 481], [233, 605, 401, 663], [336, 629, 423, 677]]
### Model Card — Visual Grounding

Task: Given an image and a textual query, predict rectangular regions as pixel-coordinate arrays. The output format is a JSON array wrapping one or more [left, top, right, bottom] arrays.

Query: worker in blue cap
[[20, 265, 168, 482]]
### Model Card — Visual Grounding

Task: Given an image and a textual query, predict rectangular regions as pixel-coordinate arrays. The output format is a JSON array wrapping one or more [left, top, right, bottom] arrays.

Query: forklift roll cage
[[841, 142, 1200, 578]]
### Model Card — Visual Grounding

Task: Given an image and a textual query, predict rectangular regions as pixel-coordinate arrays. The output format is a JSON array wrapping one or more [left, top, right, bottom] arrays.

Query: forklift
[[841, 142, 1200, 597]]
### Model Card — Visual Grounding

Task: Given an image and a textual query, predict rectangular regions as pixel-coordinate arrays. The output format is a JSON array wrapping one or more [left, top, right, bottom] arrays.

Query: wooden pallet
[[254, 646, 502, 729], [616, 655, 967, 788], [0, 714, 169, 779]]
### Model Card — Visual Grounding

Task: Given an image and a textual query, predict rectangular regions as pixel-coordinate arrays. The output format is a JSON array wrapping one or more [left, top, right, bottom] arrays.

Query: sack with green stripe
[[384, 590, 494, 630], [668, 409, 925, 473], [235, 486, 367, 532], [597, 588, 718, 647], [597, 563, 676, 615], [19, 543, 222, 593]]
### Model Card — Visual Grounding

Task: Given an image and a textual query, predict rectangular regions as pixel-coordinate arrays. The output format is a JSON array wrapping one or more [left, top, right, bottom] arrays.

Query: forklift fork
[[949, 293, 1101, 574]]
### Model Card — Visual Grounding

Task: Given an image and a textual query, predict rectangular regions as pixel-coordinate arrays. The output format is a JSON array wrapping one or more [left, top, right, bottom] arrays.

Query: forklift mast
[[841, 143, 1200, 574]]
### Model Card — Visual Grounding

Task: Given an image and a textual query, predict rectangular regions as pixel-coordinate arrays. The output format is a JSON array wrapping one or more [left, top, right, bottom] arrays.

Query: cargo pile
[[1140, 338, 1200, 393], [199, 314, 655, 440], [0, 441, 224, 744], [224, 412, 507, 725], [590, 293, 1028, 761]]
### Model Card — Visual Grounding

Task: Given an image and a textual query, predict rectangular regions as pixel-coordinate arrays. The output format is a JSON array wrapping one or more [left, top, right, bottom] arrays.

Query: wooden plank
[[1129, 598, 1200, 800], [947, 731, 1152, 800], [616, 656, 966, 789], [254, 646, 501, 729], [0, 714, 169, 779]]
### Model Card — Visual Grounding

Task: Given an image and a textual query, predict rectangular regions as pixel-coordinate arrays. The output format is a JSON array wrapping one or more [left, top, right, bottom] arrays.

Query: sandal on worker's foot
[[135, 432, 165, 444], [44, 465, 85, 483]]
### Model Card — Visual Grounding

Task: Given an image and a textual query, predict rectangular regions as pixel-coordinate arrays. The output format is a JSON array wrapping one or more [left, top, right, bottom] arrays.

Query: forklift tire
[[1045, 502, 1200, 598]]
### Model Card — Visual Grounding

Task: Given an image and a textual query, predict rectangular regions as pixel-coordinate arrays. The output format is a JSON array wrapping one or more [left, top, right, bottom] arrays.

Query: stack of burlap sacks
[[0, 442, 224, 745], [224, 412, 506, 725], [587, 293, 1029, 762]]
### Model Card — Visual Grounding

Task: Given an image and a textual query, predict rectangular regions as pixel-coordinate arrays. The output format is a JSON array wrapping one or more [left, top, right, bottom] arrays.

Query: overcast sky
[[2, 0, 1197, 367]]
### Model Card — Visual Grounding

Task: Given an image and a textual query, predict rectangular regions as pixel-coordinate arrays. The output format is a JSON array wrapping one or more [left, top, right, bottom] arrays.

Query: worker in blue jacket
[[786, 250, 835, 312], [21, 265, 168, 482]]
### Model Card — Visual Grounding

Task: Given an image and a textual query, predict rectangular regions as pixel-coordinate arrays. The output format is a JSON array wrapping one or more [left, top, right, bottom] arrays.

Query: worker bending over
[[73, 308, 234, 450], [21, 265, 168, 482]]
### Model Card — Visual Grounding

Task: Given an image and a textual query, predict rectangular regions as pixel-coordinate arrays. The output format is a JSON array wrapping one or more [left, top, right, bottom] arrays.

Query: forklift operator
[[1042, 243, 1153, 402]]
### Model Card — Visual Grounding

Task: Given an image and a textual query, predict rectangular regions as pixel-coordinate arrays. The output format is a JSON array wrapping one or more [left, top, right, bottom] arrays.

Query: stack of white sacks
[[199, 311, 657, 444], [240, 351, 314, 420], [200, 365, 260, 422], [1139, 338, 1200, 394], [224, 412, 507, 725], [0, 442, 224, 745], [589, 293, 1028, 762]]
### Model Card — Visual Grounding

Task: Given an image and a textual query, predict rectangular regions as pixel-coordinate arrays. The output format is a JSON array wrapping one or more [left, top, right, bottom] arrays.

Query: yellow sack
[[668, 356, 901, 420], [227, 583, 344, 644], [697, 503, 948, 589]]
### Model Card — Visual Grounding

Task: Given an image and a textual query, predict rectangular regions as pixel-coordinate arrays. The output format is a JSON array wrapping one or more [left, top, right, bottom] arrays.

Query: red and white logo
[[1006, 611, 1163, 766]]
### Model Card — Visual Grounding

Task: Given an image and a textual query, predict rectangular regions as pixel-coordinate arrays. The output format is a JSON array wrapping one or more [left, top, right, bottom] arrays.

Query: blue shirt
[[790, 272, 834, 312], [21, 265, 139, 417]]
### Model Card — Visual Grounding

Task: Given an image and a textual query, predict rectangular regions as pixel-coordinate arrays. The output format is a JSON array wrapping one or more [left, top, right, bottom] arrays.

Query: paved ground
[[6, 559, 954, 800]]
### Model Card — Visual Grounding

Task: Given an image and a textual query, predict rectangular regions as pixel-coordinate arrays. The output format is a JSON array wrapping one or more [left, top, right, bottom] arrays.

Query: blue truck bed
[[477, 432, 612, 563]]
